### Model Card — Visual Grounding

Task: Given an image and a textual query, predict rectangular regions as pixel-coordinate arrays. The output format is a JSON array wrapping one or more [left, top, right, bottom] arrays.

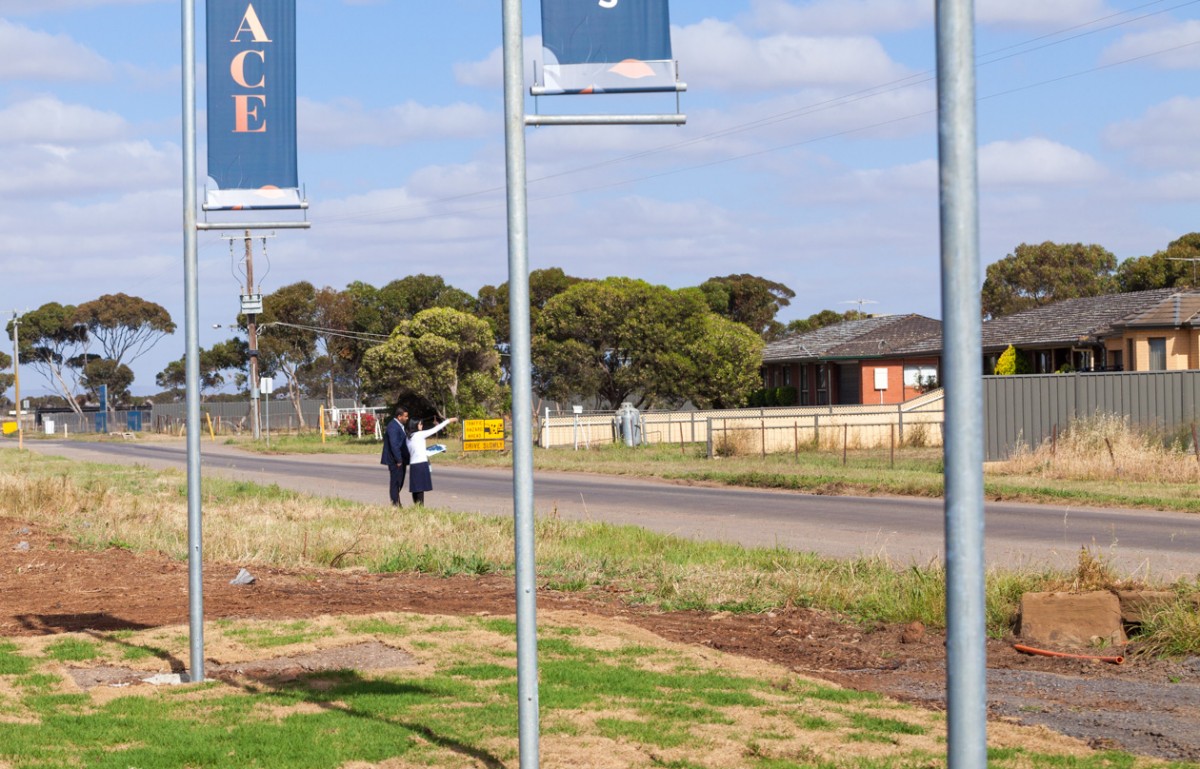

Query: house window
[[903, 364, 938, 390], [816, 364, 829, 405], [783, 366, 791, 386], [1127, 339, 1136, 371], [1109, 350, 1123, 371], [1149, 337, 1167, 371], [1036, 351, 1052, 374]]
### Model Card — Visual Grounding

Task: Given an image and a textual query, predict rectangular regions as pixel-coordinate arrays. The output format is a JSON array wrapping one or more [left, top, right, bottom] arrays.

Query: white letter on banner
[[599, 0, 618, 8], [231, 4, 272, 43]]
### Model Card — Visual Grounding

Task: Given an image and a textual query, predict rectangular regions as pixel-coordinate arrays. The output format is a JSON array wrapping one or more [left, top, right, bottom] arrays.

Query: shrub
[[338, 412, 377, 437]]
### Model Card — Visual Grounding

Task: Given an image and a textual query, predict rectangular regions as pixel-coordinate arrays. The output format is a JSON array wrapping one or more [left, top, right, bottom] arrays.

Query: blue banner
[[206, 0, 298, 209], [539, 0, 677, 94]]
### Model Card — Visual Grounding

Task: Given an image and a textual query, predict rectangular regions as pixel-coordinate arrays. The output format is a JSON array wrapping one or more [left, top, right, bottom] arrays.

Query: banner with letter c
[[205, 0, 300, 210], [538, 0, 678, 95]]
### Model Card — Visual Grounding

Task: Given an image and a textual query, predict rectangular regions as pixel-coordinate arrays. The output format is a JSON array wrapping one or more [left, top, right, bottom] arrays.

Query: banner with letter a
[[205, 0, 301, 210], [539, 0, 678, 95]]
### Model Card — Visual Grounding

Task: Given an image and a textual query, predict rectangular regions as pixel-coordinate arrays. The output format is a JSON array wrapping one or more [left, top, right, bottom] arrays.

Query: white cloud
[[980, 137, 1106, 186], [1106, 96, 1200, 169], [0, 140, 177, 198], [0, 0, 162, 10], [298, 97, 496, 149], [1102, 20, 1200, 70], [454, 37, 540, 89], [675, 19, 910, 91], [0, 96, 128, 145], [976, 0, 1112, 28], [744, 0, 930, 35], [0, 19, 112, 81]]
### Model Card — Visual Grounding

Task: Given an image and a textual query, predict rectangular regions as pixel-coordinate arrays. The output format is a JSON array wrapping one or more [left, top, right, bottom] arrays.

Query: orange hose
[[1012, 643, 1124, 665]]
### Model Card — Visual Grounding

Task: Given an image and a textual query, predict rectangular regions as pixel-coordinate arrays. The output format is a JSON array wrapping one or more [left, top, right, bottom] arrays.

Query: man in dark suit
[[380, 406, 411, 506]]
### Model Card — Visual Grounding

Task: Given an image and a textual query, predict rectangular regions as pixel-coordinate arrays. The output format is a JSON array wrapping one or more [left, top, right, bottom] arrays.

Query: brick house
[[761, 314, 943, 406], [761, 288, 1200, 406]]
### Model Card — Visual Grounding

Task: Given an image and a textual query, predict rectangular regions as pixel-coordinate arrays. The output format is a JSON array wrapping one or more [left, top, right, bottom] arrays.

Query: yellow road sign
[[2, 422, 16, 435], [463, 418, 505, 442]]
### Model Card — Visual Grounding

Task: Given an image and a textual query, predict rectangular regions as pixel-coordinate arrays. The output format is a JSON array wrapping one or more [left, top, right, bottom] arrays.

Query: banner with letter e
[[538, 0, 679, 95], [205, 0, 301, 210]]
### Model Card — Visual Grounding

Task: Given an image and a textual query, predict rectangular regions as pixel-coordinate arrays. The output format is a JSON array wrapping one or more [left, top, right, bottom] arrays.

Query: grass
[[0, 615, 1175, 769], [1, 448, 1198, 655], [220, 421, 1200, 513]]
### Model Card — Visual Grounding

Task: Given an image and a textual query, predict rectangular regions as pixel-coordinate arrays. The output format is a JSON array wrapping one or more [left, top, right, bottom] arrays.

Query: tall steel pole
[[11, 311, 21, 450], [936, 1, 987, 767], [180, 0, 205, 683], [500, 1, 540, 766]]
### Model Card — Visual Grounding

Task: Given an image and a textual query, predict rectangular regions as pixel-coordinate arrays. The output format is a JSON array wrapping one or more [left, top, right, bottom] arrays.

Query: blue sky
[[2, 0, 1200, 396]]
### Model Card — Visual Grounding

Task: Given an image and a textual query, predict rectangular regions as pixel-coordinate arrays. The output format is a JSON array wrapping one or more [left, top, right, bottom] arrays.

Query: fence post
[[814, 414, 820, 450], [679, 422, 685, 455], [891, 424, 896, 468], [794, 420, 799, 462], [842, 423, 848, 466], [761, 418, 766, 459], [706, 418, 713, 459]]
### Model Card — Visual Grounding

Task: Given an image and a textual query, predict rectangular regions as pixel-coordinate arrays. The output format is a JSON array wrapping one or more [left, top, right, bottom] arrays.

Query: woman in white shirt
[[406, 416, 458, 506]]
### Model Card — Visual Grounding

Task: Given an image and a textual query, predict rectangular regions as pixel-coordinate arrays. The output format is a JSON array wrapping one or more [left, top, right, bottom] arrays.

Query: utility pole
[[244, 230, 262, 440], [225, 230, 268, 439], [10, 311, 21, 450]]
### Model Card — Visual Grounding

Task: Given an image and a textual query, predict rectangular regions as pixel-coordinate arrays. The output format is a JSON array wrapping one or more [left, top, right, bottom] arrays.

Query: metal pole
[[11, 312, 21, 450], [936, 1, 987, 767], [180, 0, 205, 683], [500, 2, 540, 765]]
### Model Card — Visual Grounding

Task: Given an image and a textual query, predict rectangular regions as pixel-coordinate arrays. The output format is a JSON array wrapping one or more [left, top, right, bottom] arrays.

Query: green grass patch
[[0, 641, 33, 675], [44, 638, 100, 662]]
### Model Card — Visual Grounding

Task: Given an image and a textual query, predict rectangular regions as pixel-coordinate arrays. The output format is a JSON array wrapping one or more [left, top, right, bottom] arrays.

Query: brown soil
[[4, 516, 1199, 763]]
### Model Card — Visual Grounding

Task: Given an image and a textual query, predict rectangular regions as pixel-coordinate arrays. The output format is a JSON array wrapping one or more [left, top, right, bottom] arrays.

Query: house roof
[[979, 288, 1182, 351], [1117, 291, 1200, 329], [763, 314, 942, 363], [765, 289, 1200, 365]]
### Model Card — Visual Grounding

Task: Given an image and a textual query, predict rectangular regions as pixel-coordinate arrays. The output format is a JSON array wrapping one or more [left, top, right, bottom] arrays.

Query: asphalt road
[[17, 438, 1200, 579]]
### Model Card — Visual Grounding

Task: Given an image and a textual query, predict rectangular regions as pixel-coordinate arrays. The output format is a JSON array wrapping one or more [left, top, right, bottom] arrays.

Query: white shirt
[[407, 419, 452, 463]]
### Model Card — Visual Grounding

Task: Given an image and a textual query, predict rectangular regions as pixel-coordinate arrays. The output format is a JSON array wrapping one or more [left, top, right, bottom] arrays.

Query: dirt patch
[[4, 517, 1200, 762]]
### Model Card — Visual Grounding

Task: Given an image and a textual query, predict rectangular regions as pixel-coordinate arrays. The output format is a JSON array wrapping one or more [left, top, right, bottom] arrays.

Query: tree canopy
[[156, 338, 249, 401], [359, 307, 501, 419], [73, 293, 174, 368], [700, 274, 795, 339], [981, 242, 1117, 319], [12, 303, 89, 413], [1115, 233, 1200, 292], [532, 278, 755, 409]]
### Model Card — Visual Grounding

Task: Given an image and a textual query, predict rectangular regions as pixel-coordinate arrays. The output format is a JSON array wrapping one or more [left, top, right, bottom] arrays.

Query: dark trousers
[[387, 464, 407, 506]]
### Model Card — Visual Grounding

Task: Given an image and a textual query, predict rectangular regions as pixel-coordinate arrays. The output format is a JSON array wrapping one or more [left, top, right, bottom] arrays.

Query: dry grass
[[989, 412, 1200, 483]]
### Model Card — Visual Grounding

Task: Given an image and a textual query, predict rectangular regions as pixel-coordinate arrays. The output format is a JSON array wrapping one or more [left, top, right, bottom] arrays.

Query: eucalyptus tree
[[533, 277, 754, 409], [981, 242, 1117, 319], [1116, 233, 1200, 292], [72, 293, 175, 370], [360, 307, 501, 420], [10, 303, 89, 414], [699, 274, 795, 339]]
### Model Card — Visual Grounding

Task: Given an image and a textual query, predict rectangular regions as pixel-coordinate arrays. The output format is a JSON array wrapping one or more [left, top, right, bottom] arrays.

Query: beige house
[[980, 288, 1200, 374]]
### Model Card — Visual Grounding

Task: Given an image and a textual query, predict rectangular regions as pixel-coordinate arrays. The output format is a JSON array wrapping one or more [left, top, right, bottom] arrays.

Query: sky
[[2, 0, 1200, 397]]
